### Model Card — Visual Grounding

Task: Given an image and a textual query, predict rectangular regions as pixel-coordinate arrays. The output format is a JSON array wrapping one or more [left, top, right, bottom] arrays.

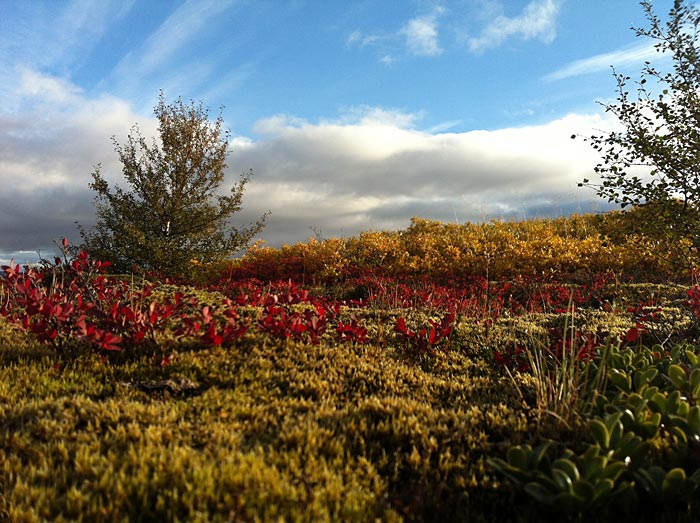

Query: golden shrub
[[207, 212, 691, 283]]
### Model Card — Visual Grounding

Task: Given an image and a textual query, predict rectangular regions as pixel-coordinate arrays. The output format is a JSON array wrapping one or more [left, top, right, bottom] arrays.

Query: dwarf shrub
[[219, 213, 686, 285]]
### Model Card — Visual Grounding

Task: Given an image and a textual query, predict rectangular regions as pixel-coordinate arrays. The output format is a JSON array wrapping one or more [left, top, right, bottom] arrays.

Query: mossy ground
[[0, 327, 520, 522], [0, 282, 697, 522]]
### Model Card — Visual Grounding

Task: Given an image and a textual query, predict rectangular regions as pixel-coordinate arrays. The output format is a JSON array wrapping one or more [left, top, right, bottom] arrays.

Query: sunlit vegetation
[[6, 2, 700, 521], [215, 211, 694, 284], [1, 216, 700, 522]]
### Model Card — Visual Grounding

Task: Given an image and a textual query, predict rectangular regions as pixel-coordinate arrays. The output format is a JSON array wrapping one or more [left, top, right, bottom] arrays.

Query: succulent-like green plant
[[633, 466, 700, 504], [488, 443, 634, 515]]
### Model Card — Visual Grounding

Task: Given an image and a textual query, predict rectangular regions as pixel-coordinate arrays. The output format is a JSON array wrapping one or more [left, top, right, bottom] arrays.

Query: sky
[[0, 0, 678, 264]]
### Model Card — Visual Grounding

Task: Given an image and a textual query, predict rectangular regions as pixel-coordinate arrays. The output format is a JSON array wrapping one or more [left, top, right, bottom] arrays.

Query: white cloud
[[0, 69, 153, 256], [52, 0, 136, 68], [347, 31, 361, 45], [545, 41, 662, 81], [0, 70, 618, 259], [424, 119, 463, 133], [105, 0, 237, 100], [336, 105, 422, 128], [346, 29, 395, 64], [226, 109, 618, 246], [347, 31, 382, 48], [402, 11, 443, 56], [0, 0, 134, 73], [348, 7, 444, 63], [467, 0, 562, 53], [16, 67, 84, 106]]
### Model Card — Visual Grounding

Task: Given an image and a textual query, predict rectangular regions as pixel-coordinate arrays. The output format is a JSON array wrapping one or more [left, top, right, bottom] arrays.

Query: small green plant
[[587, 411, 649, 464], [633, 466, 700, 503], [492, 341, 700, 520], [488, 443, 634, 516]]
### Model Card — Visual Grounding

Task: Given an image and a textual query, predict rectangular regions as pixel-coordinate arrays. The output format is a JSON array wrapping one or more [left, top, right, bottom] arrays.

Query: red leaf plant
[[394, 313, 455, 355], [685, 285, 700, 321], [257, 304, 328, 344], [180, 304, 248, 347], [336, 315, 369, 344], [494, 346, 531, 373], [0, 239, 251, 355]]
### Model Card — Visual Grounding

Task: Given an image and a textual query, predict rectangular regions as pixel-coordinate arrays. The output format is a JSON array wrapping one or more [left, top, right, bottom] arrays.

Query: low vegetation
[[5, 2, 699, 520], [1, 224, 700, 522], [214, 211, 694, 284]]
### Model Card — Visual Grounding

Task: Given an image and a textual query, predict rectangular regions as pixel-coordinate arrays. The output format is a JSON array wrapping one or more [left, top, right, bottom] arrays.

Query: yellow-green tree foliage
[[580, 1, 700, 273], [81, 93, 267, 277]]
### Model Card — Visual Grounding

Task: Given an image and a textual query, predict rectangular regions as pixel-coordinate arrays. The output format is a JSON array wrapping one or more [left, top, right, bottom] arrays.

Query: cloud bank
[[0, 68, 613, 263], [227, 108, 611, 247], [0, 69, 156, 263]]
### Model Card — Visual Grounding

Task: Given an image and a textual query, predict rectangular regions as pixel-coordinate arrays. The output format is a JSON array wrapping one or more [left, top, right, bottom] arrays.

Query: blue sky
[[0, 0, 676, 263]]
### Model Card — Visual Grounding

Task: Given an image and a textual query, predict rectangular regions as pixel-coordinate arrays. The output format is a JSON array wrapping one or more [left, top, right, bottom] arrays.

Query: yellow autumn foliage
[[215, 212, 691, 283]]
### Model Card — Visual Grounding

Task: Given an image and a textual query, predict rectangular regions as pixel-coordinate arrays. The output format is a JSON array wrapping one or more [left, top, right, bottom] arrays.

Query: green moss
[[2, 279, 700, 521]]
